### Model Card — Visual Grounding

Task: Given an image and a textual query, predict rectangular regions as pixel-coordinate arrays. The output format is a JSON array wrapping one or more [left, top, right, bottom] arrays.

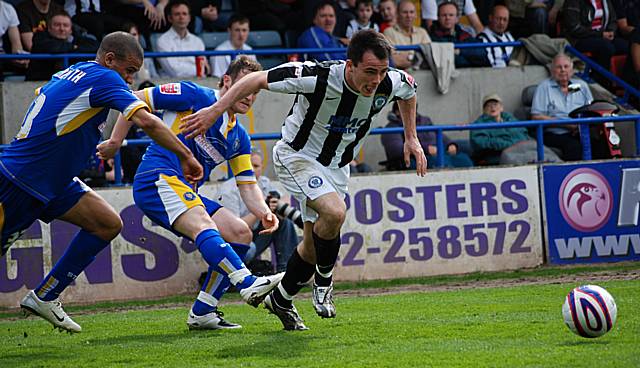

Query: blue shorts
[[133, 171, 222, 238], [0, 174, 89, 255]]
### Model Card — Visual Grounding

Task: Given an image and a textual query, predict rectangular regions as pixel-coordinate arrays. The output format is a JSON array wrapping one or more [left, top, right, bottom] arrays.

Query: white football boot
[[187, 309, 242, 330], [238, 272, 285, 307], [20, 290, 81, 333]]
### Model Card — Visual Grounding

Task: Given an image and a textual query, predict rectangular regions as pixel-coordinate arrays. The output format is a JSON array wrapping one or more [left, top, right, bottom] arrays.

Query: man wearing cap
[[470, 94, 530, 165]]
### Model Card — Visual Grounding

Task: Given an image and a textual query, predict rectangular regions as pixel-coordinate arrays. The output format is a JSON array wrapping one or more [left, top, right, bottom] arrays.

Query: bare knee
[[227, 221, 253, 245], [316, 207, 346, 238], [94, 213, 123, 241]]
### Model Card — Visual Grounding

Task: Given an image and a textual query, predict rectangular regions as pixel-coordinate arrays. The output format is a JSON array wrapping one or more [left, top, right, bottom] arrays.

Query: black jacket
[[26, 31, 99, 81], [562, 0, 617, 42]]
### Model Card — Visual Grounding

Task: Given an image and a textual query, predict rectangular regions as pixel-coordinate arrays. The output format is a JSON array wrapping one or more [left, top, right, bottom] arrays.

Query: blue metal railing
[[98, 114, 639, 184]]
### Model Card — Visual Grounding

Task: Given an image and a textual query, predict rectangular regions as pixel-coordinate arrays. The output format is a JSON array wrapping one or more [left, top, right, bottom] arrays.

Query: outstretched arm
[[397, 96, 427, 176], [180, 71, 269, 138], [238, 183, 279, 234]]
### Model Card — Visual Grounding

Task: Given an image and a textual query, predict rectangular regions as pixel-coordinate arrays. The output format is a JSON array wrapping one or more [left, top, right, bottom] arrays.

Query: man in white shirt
[[422, 0, 483, 34], [211, 14, 257, 78], [156, 0, 208, 77], [478, 5, 515, 68]]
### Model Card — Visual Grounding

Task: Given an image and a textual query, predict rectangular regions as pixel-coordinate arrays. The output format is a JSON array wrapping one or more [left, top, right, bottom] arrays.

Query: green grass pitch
[[0, 268, 638, 368]]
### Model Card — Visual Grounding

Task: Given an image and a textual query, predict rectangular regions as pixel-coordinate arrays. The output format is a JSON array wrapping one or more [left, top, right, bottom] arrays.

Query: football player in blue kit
[[100, 56, 284, 330], [0, 32, 203, 333]]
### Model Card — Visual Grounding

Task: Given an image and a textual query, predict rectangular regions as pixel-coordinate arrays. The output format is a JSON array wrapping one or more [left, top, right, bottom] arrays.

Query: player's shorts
[[0, 174, 90, 255], [132, 170, 222, 237], [272, 141, 349, 223]]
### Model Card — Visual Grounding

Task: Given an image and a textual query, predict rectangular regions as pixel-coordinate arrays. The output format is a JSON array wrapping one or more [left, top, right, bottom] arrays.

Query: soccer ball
[[562, 285, 617, 338]]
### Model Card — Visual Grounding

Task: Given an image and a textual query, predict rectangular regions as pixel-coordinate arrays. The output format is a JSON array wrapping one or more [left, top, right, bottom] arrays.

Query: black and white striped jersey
[[477, 28, 514, 68], [266, 60, 417, 168]]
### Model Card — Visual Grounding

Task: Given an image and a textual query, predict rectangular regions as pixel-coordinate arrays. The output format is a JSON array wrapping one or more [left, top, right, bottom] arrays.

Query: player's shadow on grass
[[213, 332, 316, 359]]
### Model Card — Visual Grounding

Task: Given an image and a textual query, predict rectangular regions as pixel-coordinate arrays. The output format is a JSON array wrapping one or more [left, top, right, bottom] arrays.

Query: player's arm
[[180, 71, 268, 139], [97, 90, 146, 160], [238, 183, 279, 234], [131, 108, 203, 183], [397, 96, 427, 177]]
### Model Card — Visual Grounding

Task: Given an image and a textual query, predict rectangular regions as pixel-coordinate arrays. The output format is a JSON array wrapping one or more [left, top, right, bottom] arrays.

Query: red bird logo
[[567, 183, 605, 217]]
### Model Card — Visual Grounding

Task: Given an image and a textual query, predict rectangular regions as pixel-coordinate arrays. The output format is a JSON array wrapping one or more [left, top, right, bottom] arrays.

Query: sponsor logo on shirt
[[159, 83, 182, 95]]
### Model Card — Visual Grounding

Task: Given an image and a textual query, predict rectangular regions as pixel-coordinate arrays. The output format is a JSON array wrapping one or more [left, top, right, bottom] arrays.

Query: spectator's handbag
[[569, 100, 622, 159]]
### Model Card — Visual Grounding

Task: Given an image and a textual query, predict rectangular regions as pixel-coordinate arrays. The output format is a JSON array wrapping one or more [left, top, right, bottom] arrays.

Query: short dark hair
[[98, 31, 143, 62], [167, 0, 191, 16], [314, 0, 336, 18], [347, 29, 392, 65], [218, 55, 263, 88], [438, 0, 459, 14], [47, 10, 71, 26], [227, 14, 250, 29], [356, 0, 374, 8]]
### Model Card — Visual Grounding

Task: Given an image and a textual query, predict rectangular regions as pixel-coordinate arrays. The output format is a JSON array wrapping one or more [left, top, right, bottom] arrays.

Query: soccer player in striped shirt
[[181, 29, 427, 330]]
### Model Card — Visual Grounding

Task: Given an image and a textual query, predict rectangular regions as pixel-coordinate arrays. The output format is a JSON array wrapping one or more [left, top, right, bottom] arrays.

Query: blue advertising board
[[543, 160, 640, 264]]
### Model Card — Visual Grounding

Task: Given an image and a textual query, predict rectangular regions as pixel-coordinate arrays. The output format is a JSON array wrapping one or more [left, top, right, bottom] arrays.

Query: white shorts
[[272, 141, 349, 223]]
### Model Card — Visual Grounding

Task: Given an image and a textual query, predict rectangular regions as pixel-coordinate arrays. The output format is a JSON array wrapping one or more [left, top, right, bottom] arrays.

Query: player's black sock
[[313, 231, 341, 287], [273, 249, 314, 308]]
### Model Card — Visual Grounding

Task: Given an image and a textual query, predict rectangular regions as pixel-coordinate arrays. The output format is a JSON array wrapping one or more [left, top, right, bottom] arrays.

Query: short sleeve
[[389, 69, 417, 100], [423, 0, 437, 20], [90, 71, 147, 119], [267, 61, 324, 94], [148, 81, 199, 111], [5, 4, 19, 27], [230, 130, 256, 184], [464, 0, 477, 15], [530, 83, 548, 116]]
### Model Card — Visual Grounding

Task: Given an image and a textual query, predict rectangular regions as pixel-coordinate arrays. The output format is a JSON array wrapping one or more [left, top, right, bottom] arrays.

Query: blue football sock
[[35, 230, 109, 301], [191, 241, 256, 315], [196, 230, 256, 288]]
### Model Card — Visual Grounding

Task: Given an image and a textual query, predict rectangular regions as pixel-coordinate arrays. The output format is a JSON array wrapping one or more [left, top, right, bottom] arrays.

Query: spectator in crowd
[[62, 0, 123, 40], [0, 0, 29, 77], [470, 94, 531, 165], [102, 0, 168, 42], [381, 101, 473, 170], [237, 0, 288, 34], [429, 1, 487, 67], [156, 0, 208, 78], [531, 53, 593, 161], [191, 0, 225, 32], [506, 0, 554, 38], [16, 0, 64, 51], [217, 150, 299, 273], [561, 0, 627, 76], [422, 0, 484, 35], [383, 0, 430, 71], [614, 0, 640, 94], [124, 23, 158, 89], [478, 5, 514, 68], [26, 11, 98, 80], [297, 1, 346, 61], [345, 0, 378, 40], [211, 14, 256, 78], [377, 0, 396, 33]]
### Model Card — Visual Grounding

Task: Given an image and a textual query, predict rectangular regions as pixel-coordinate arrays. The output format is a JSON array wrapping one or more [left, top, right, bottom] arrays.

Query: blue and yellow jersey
[[135, 81, 255, 187], [0, 61, 147, 203]]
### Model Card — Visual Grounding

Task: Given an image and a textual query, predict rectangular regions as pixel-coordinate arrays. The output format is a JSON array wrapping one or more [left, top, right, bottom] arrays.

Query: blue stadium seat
[[247, 31, 286, 70], [149, 33, 163, 52], [201, 32, 229, 50]]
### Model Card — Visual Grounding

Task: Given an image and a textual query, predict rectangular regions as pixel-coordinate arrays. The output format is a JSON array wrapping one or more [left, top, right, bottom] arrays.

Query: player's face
[[347, 50, 389, 96], [108, 54, 142, 85], [229, 69, 258, 114], [438, 4, 458, 31]]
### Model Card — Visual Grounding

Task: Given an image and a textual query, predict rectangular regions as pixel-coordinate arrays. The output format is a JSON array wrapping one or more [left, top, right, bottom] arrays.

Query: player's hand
[[180, 106, 221, 139], [258, 212, 279, 234], [180, 155, 204, 185], [96, 139, 121, 160], [404, 138, 427, 177]]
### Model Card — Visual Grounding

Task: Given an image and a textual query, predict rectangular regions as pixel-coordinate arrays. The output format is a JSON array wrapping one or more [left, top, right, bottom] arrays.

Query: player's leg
[[306, 192, 346, 318], [22, 182, 121, 333], [188, 206, 254, 330]]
